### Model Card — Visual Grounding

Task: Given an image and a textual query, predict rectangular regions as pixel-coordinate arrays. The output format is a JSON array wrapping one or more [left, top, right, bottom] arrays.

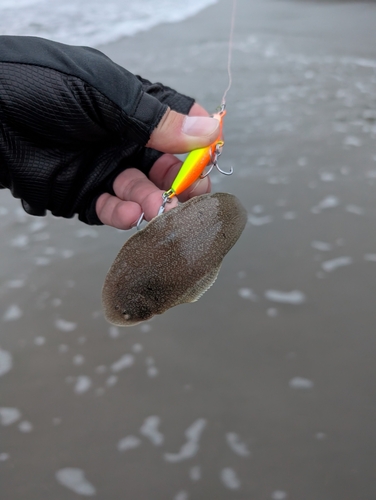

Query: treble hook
[[200, 140, 233, 178]]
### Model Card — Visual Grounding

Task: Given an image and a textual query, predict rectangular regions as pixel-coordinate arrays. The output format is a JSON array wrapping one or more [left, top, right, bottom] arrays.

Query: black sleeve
[[0, 36, 195, 224]]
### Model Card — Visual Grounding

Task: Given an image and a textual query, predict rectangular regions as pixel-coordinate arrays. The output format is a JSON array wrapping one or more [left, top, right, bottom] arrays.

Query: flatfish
[[102, 192, 247, 326]]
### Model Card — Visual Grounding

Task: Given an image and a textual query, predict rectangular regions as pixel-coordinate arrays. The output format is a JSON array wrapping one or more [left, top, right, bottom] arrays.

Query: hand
[[95, 103, 219, 229]]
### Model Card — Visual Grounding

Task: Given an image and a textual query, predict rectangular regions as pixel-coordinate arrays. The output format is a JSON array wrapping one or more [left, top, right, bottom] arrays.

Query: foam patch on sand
[[55, 468, 96, 496], [0, 349, 13, 377]]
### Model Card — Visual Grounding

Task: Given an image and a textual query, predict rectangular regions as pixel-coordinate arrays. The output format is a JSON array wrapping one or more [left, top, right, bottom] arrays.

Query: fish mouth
[[121, 317, 149, 327], [105, 312, 153, 327], [121, 315, 154, 327]]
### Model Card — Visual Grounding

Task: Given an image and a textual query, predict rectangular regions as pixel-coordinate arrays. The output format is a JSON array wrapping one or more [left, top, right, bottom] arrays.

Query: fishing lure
[[157, 103, 232, 215]]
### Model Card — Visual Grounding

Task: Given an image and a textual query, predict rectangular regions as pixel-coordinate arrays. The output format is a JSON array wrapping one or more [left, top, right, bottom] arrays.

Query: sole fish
[[102, 192, 247, 326]]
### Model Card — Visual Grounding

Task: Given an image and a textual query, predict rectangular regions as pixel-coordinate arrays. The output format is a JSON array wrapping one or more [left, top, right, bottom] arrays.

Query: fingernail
[[182, 116, 219, 137]]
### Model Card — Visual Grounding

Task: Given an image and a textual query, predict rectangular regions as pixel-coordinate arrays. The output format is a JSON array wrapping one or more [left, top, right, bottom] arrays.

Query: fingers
[[113, 167, 177, 218], [96, 193, 141, 230], [146, 107, 220, 154], [96, 168, 179, 229]]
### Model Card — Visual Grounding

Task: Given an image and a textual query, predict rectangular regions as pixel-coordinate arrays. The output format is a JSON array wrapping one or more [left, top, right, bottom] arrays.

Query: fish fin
[[183, 264, 222, 303]]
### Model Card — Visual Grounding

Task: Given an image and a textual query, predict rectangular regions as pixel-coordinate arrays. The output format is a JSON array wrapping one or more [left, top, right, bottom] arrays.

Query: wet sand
[[1, 0, 376, 498]]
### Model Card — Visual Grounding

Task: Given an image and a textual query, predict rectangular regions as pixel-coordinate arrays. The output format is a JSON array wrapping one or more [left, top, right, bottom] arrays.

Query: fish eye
[[122, 311, 130, 320]]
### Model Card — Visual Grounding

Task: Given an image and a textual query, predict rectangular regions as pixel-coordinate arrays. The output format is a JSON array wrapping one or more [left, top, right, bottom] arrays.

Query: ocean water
[[0, 0, 217, 47]]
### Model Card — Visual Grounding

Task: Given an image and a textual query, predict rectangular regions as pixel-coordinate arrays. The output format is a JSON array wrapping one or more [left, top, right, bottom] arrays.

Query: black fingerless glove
[[0, 36, 194, 224]]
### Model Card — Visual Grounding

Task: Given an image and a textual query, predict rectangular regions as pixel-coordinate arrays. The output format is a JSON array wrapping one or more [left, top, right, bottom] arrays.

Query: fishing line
[[221, 0, 237, 107]]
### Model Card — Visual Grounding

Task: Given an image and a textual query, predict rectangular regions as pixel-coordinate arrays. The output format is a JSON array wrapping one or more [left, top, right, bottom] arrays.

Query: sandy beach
[[1, 0, 376, 498]]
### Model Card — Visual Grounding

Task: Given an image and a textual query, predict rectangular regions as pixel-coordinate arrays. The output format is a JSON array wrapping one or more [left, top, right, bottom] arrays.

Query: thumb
[[146, 107, 220, 154]]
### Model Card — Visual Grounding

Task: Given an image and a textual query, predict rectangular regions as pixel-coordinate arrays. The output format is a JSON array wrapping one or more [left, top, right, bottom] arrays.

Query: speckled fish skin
[[102, 192, 247, 326]]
